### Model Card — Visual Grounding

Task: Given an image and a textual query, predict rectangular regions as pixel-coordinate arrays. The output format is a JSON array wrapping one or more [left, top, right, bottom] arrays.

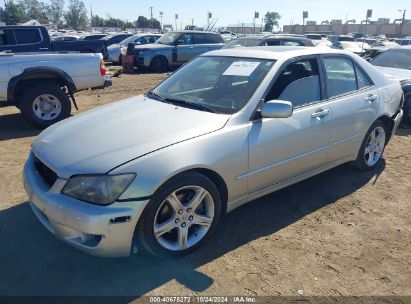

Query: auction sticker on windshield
[[223, 61, 261, 76]]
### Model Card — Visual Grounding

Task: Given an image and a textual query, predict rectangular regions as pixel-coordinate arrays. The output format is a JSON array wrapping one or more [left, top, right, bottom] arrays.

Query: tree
[[19, 0, 49, 23], [1, 1, 27, 25], [64, 0, 88, 30], [48, 0, 65, 27], [264, 11, 281, 32], [135, 16, 149, 28]]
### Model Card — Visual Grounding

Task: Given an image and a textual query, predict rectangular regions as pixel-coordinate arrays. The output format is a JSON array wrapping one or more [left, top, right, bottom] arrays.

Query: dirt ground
[[0, 72, 410, 299]]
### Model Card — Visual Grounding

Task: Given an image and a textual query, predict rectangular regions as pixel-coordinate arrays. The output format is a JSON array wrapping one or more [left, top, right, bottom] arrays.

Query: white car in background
[[107, 34, 161, 64]]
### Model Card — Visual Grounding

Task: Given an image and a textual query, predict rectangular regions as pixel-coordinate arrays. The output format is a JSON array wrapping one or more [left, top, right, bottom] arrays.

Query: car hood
[[374, 66, 411, 82], [134, 43, 173, 50], [107, 44, 121, 51], [32, 96, 230, 178]]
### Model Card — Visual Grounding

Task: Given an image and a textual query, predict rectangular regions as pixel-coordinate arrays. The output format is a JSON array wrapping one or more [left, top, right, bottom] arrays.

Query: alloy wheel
[[364, 126, 386, 167], [153, 185, 215, 251]]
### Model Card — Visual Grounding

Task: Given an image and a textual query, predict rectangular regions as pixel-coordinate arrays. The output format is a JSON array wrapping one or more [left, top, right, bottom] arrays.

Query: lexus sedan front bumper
[[23, 152, 148, 257]]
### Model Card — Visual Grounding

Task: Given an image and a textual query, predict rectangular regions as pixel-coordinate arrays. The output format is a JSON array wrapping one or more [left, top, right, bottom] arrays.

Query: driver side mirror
[[261, 100, 293, 119]]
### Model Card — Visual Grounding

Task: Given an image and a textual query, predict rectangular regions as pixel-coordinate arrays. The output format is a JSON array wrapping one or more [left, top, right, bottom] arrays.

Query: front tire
[[150, 56, 168, 73], [136, 172, 222, 258], [19, 83, 71, 128], [352, 121, 387, 171]]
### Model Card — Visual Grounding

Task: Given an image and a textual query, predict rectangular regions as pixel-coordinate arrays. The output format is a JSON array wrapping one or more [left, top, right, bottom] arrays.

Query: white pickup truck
[[0, 52, 111, 127]]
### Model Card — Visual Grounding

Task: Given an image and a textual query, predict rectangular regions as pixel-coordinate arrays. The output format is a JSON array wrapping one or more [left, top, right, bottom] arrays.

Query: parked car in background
[[304, 33, 324, 46], [223, 35, 314, 49], [332, 41, 370, 55], [133, 31, 225, 72], [23, 47, 402, 258], [361, 41, 401, 61], [327, 35, 355, 43], [102, 33, 133, 46], [395, 38, 411, 46], [0, 26, 108, 59], [219, 31, 237, 42], [78, 34, 108, 40], [371, 46, 411, 124], [348, 32, 366, 40], [0, 52, 111, 127], [107, 34, 161, 64], [52, 35, 79, 42]]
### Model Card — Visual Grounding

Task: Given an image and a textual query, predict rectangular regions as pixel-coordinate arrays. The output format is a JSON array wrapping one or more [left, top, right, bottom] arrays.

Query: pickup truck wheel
[[150, 56, 168, 73], [20, 84, 71, 128]]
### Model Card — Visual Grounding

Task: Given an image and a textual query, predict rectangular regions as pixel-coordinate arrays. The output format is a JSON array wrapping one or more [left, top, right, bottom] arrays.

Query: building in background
[[226, 23, 263, 34]]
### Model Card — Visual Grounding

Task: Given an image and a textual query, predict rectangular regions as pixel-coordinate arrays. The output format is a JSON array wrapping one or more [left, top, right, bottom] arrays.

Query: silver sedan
[[24, 47, 403, 258]]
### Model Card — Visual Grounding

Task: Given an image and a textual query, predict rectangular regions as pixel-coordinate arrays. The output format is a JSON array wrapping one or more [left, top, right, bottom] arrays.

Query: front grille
[[34, 156, 58, 188]]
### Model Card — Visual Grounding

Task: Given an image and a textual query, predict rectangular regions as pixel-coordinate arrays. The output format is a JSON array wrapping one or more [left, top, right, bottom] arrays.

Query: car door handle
[[39, 47, 49, 50], [311, 109, 330, 119], [365, 94, 378, 103], [189, 46, 194, 49]]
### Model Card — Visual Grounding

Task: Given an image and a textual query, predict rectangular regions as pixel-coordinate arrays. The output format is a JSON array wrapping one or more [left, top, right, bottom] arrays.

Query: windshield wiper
[[164, 98, 216, 113], [146, 91, 168, 103]]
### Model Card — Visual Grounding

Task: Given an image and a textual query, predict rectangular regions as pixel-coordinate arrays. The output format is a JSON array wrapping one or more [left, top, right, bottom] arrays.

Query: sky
[[3, 0, 411, 29]]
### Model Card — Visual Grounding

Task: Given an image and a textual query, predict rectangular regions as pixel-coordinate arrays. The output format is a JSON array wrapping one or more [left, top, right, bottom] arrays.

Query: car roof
[[203, 46, 353, 60], [173, 31, 219, 34], [235, 35, 309, 41]]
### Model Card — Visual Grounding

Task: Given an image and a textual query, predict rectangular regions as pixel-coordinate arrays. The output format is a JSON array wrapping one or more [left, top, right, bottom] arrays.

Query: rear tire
[[19, 83, 71, 128], [150, 56, 168, 73], [136, 172, 222, 258], [352, 120, 387, 171]]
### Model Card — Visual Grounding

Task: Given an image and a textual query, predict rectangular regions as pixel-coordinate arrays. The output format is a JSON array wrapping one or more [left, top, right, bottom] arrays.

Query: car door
[[321, 55, 380, 161], [192, 33, 211, 56], [247, 57, 332, 192], [176, 33, 195, 62]]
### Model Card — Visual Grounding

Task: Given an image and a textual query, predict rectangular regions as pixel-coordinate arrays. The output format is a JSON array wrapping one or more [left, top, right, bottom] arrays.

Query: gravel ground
[[0, 73, 410, 299]]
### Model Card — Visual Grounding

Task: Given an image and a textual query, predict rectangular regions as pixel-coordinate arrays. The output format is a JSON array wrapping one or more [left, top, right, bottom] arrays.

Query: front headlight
[[62, 173, 136, 205]]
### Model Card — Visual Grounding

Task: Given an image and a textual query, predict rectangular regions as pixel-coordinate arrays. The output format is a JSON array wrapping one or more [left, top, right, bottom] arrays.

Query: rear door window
[[323, 57, 357, 98], [14, 28, 42, 44], [193, 33, 208, 44]]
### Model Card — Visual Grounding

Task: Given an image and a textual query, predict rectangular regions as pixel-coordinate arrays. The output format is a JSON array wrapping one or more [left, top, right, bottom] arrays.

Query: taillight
[[100, 60, 106, 76]]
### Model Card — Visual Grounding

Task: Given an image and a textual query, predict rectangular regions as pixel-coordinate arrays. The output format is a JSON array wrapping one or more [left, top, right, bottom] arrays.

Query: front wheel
[[150, 56, 168, 73], [352, 121, 387, 171], [136, 172, 222, 258]]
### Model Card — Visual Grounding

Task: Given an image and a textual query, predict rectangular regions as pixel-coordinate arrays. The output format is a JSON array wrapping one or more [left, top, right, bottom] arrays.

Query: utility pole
[[149, 6, 153, 29], [159, 11, 163, 32], [90, 4, 93, 32], [399, 9, 407, 37], [175, 14, 178, 31]]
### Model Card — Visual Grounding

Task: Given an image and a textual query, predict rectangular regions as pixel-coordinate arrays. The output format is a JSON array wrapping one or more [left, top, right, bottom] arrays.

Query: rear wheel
[[136, 172, 221, 258], [19, 83, 71, 128], [352, 121, 387, 171], [150, 56, 168, 73]]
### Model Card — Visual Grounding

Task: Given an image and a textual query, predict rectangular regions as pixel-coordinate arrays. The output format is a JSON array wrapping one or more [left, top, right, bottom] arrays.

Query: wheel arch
[[377, 114, 395, 140], [7, 67, 76, 106]]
